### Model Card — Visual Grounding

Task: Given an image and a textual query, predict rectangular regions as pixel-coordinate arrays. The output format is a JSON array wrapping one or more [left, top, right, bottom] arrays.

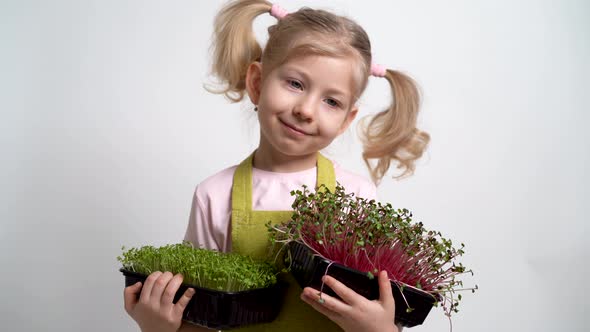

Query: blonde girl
[[123, 1, 429, 331]]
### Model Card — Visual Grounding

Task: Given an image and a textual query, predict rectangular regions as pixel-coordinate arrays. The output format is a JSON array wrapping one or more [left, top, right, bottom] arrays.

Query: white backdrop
[[1, 0, 588, 331]]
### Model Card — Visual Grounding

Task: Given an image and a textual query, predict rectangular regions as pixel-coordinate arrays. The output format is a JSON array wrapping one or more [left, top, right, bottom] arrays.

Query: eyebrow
[[281, 66, 351, 98]]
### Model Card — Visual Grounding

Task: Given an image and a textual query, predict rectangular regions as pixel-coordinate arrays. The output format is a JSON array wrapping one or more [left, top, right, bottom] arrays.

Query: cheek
[[318, 111, 348, 136], [260, 86, 290, 112]]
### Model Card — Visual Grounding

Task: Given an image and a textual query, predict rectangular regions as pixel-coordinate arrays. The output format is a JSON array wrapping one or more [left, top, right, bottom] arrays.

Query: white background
[[1, 0, 588, 331]]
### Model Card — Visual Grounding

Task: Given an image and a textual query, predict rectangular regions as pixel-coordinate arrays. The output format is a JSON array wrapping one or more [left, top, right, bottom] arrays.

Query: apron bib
[[230, 152, 341, 331]]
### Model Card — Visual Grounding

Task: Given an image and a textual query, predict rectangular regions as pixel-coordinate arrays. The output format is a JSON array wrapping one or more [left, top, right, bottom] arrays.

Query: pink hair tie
[[371, 63, 387, 77], [270, 4, 289, 19]]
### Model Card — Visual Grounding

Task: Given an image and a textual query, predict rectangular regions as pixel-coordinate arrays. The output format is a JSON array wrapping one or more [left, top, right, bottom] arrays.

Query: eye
[[324, 98, 341, 108], [288, 80, 303, 90]]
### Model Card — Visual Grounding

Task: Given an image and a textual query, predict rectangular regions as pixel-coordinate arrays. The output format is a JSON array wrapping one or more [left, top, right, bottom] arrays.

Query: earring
[[254, 106, 258, 112]]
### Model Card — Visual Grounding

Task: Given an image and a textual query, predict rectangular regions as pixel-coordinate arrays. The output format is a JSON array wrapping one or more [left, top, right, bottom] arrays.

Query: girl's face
[[246, 55, 359, 160]]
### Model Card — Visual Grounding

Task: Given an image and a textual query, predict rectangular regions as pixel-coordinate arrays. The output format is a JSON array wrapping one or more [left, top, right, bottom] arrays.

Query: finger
[[123, 281, 142, 314], [302, 287, 350, 314], [150, 271, 174, 301], [378, 270, 395, 311], [300, 289, 341, 322], [173, 287, 196, 317], [322, 275, 361, 306], [139, 271, 163, 302], [161, 273, 184, 306]]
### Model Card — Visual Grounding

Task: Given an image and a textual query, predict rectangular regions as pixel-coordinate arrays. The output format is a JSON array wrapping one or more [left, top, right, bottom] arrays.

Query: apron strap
[[231, 153, 254, 213], [316, 153, 336, 193]]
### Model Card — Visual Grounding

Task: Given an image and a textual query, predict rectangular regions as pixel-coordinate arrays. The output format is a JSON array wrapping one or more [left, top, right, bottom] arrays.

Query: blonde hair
[[210, 0, 430, 184]]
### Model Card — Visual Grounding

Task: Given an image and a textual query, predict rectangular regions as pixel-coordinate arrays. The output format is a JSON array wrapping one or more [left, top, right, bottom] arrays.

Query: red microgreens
[[267, 184, 477, 319]]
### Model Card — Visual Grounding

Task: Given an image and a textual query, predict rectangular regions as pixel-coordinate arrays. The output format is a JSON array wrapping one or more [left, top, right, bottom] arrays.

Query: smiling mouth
[[280, 119, 311, 136]]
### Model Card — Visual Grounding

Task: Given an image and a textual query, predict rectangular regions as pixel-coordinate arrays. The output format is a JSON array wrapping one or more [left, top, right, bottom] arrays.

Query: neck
[[254, 141, 318, 173]]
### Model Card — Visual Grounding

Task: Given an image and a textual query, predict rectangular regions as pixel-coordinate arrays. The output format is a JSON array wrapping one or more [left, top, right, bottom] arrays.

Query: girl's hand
[[124, 271, 195, 332], [301, 270, 399, 332]]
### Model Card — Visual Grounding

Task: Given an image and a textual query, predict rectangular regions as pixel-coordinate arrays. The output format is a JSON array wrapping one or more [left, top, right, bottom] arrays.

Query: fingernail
[[188, 288, 195, 296]]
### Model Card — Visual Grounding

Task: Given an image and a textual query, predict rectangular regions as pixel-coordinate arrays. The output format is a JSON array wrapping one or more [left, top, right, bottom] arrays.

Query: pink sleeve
[[358, 180, 377, 200], [183, 187, 223, 251], [333, 162, 378, 201]]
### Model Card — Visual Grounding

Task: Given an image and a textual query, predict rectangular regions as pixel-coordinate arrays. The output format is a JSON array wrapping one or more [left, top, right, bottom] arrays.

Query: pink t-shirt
[[183, 160, 377, 252]]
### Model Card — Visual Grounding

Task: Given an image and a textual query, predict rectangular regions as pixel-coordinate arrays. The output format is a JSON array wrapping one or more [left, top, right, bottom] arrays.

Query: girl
[[123, 1, 429, 331]]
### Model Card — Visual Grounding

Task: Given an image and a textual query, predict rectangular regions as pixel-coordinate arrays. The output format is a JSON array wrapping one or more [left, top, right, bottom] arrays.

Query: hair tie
[[270, 4, 289, 19], [371, 63, 387, 77]]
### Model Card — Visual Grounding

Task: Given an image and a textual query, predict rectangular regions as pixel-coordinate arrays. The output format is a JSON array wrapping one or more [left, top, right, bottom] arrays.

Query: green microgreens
[[117, 242, 278, 292]]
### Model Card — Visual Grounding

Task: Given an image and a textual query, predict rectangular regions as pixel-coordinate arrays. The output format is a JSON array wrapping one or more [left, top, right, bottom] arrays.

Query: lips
[[279, 119, 311, 136]]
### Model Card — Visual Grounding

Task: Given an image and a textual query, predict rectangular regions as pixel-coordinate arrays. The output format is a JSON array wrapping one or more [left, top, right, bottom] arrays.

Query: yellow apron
[[230, 152, 341, 331]]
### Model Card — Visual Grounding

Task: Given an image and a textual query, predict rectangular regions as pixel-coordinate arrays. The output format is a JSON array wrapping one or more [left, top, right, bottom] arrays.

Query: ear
[[245, 61, 263, 105], [337, 106, 359, 135]]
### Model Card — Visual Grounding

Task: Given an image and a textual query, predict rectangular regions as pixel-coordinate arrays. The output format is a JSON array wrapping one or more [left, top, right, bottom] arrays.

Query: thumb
[[378, 271, 395, 311], [124, 281, 142, 314]]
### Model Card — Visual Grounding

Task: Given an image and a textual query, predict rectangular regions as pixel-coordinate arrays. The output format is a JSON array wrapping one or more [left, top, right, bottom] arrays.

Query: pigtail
[[360, 70, 430, 184], [209, 0, 273, 102]]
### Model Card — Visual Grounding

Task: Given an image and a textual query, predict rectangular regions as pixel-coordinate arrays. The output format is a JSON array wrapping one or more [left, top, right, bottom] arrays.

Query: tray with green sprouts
[[118, 242, 287, 330]]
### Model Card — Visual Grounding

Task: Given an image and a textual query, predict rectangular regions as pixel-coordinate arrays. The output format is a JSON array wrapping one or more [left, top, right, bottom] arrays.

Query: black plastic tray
[[120, 268, 287, 330], [287, 241, 437, 327]]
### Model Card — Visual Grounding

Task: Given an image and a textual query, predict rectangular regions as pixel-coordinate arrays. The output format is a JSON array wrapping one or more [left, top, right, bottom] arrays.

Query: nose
[[293, 96, 316, 122]]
